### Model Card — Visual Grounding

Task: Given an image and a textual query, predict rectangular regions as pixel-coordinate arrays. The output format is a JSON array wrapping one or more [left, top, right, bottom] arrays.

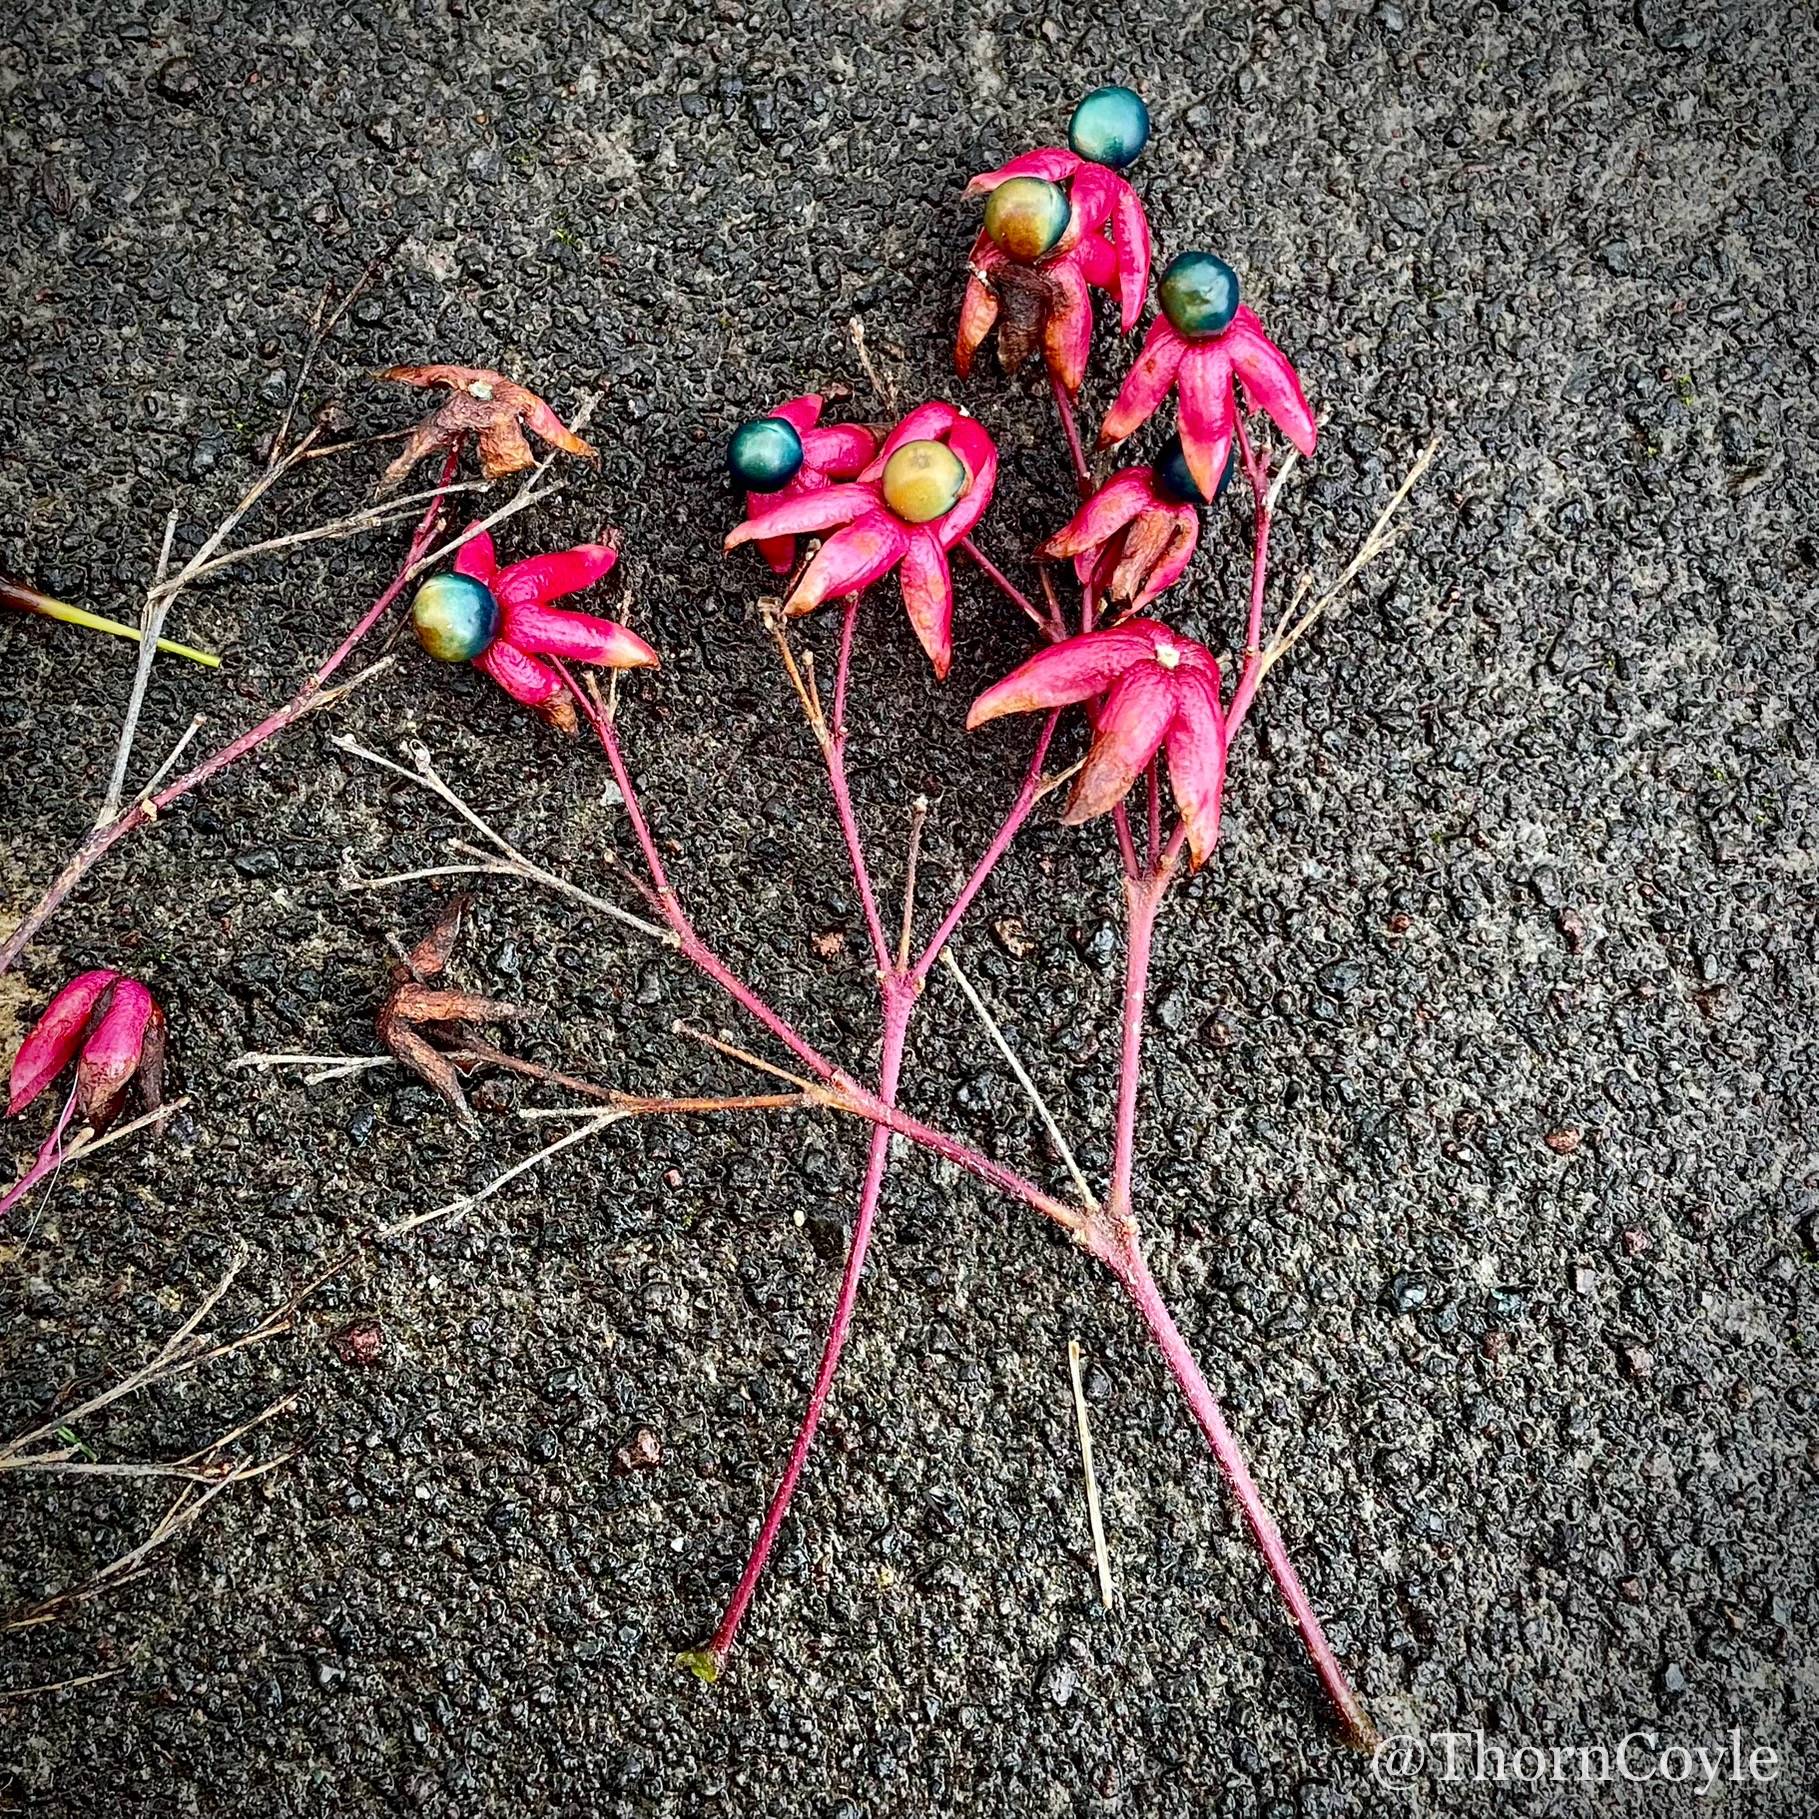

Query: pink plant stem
[[1110, 803, 1141, 881], [1048, 367, 1093, 500], [1105, 862, 1171, 1224], [956, 538, 1059, 640], [701, 982, 916, 1672], [564, 671, 1084, 1236], [0, 1088, 79, 1224], [0, 446, 465, 978], [1100, 1238, 1378, 1753], [824, 597, 893, 974], [1224, 414, 1275, 745], [910, 711, 1058, 987]]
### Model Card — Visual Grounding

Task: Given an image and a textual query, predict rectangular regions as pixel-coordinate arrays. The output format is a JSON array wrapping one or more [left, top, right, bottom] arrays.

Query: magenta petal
[[1176, 343, 1237, 502], [769, 394, 823, 435], [787, 512, 909, 615], [1108, 180, 1152, 334], [74, 978, 153, 1127], [965, 146, 1081, 195], [1099, 316, 1186, 447], [933, 416, 998, 550], [801, 423, 877, 477], [506, 602, 659, 669], [8, 969, 118, 1116], [1042, 259, 1095, 398], [725, 482, 877, 550], [898, 529, 955, 680], [1072, 231, 1118, 292], [477, 637, 566, 708], [495, 543, 617, 609], [1042, 468, 1153, 559], [1067, 666, 1177, 824], [453, 528, 498, 582], [1127, 505, 1200, 614], [966, 622, 1163, 728], [1227, 306, 1318, 458], [1065, 164, 1118, 236], [1165, 671, 1228, 866], [860, 403, 962, 482]]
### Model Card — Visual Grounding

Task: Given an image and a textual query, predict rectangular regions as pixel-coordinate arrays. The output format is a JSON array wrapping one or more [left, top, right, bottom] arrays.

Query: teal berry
[[1068, 86, 1150, 170], [1158, 252, 1241, 339], [1154, 434, 1235, 507], [728, 417, 805, 492], [411, 572, 500, 664]]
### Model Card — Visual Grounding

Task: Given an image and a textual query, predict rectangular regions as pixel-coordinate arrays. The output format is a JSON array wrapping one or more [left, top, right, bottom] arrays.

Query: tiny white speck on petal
[[1153, 640, 1181, 669]]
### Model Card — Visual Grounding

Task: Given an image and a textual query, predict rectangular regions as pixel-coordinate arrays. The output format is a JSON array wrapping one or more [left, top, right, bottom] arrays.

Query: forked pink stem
[[0, 446, 465, 976], [824, 598, 893, 974]]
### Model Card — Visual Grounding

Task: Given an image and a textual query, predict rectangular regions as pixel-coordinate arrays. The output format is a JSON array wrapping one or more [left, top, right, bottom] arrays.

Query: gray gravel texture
[[2, 0, 1815, 1813]]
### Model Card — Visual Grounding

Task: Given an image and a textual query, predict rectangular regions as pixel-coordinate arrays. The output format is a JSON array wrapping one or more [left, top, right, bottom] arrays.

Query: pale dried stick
[[1068, 1338, 1116, 1610]]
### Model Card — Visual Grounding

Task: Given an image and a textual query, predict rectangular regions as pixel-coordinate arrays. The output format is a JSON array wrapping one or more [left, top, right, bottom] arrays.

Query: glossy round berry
[[1158, 252, 1241, 339], [412, 572, 500, 663], [1068, 86, 1150, 170], [727, 417, 805, 492], [1154, 434, 1235, 507], [882, 439, 967, 524], [983, 176, 1071, 264]]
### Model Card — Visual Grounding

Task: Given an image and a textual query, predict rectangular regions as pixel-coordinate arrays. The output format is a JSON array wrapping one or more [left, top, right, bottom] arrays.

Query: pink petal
[[1165, 670, 1228, 867], [1066, 666, 1177, 824], [965, 147, 1081, 195], [749, 471, 816, 575], [966, 622, 1163, 728], [1065, 164, 1118, 236], [1108, 510, 1176, 606], [1041, 467, 1153, 559], [452, 528, 498, 582], [1042, 259, 1095, 398], [477, 636, 566, 708], [860, 403, 962, 483], [1126, 505, 1200, 615], [1099, 316, 1186, 447], [955, 273, 1001, 379], [725, 482, 877, 550], [1176, 343, 1237, 502], [786, 512, 909, 615], [897, 528, 955, 679], [74, 978, 153, 1127], [769, 394, 824, 435], [8, 969, 118, 1116], [933, 416, 998, 549], [1070, 231, 1118, 292], [801, 423, 877, 477], [1226, 306, 1318, 458], [495, 543, 617, 609], [1107, 178, 1151, 334], [505, 601, 659, 669]]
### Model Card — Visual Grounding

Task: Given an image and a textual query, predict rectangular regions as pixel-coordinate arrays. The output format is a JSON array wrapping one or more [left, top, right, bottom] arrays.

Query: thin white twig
[[940, 949, 1098, 1211], [1264, 436, 1438, 668], [331, 737, 672, 945], [1068, 1338, 1116, 1610], [133, 715, 206, 810], [98, 506, 182, 824], [381, 1111, 625, 1238]]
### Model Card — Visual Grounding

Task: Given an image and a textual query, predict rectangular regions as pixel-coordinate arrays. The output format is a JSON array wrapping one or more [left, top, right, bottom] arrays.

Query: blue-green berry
[[412, 573, 500, 664], [1068, 86, 1150, 170], [1158, 252, 1241, 339], [1153, 435, 1235, 507], [728, 417, 805, 492]]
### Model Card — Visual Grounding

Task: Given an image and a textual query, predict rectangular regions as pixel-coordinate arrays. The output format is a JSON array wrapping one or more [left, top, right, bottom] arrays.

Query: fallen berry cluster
[[2, 86, 1439, 1751]]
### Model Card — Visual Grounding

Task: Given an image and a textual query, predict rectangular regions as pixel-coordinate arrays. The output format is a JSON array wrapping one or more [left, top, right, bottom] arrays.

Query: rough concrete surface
[[1, 1, 1814, 1813]]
